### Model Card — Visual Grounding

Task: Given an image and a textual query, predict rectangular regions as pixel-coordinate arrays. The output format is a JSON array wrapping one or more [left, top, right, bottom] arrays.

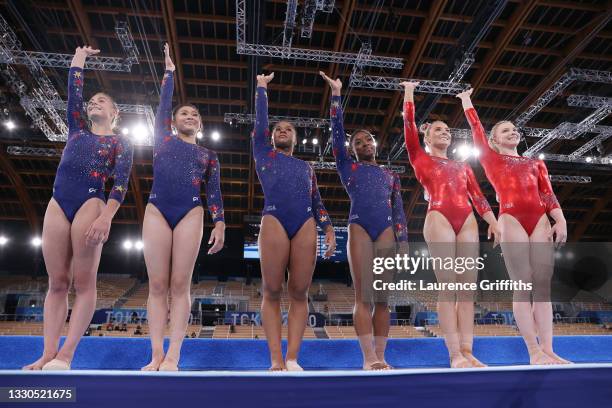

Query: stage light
[[585, 157, 592, 163], [132, 125, 148, 142], [123, 240, 133, 250], [211, 131, 220, 141], [472, 147, 480, 158], [121, 127, 129, 135], [312, 138, 319, 145], [31, 237, 42, 247], [134, 240, 144, 250], [457, 144, 471, 160], [196, 131, 203, 139], [538, 153, 545, 160], [0, 236, 8, 246], [4, 120, 15, 130]]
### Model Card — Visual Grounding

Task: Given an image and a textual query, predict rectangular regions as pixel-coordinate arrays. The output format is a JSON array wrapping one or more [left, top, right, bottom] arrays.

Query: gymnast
[[141, 43, 225, 371], [402, 81, 498, 368], [24, 46, 133, 370], [458, 88, 569, 365], [321, 72, 408, 370], [253, 72, 336, 371]]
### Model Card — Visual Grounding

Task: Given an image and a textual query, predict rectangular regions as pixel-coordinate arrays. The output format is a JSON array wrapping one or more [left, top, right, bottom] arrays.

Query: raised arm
[[320, 71, 352, 174], [204, 151, 225, 224], [391, 173, 408, 242], [155, 43, 176, 151], [400, 81, 425, 164], [456, 88, 495, 161], [67, 46, 99, 134], [252, 73, 275, 158]]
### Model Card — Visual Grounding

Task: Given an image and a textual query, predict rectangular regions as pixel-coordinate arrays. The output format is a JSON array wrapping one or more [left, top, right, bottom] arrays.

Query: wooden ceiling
[[0, 0, 611, 241]]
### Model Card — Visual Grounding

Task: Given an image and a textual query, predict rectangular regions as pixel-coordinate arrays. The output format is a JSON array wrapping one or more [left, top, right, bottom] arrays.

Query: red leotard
[[403, 102, 492, 235], [464, 108, 560, 236]]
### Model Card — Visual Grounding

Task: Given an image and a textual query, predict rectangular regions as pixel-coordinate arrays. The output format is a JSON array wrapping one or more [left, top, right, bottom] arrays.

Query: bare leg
[[285, 218, 317, 370], [142, 204, 172, 371], [259, 215, 290, 371], [424, 211, 470, 368], [161, 206, 204, 371], [23, 199, 72, 370], [52, 198, 105, 366], [455, 214, 486, 367], [347, 223, 386, 370], [530, 215, 570, 364], [372, 227, 395, 368], [498, 214, 557, 365]]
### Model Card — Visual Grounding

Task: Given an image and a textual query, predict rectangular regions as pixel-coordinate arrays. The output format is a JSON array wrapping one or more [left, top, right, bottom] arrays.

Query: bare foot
[[22, 353, 57, 370], [41, 358, 71, 370], [159, 356, 179, 371], [269, 362, 286, 371], [363, 361, 390, 371], [529, 349, 560, 365], [542, 349, 571, 364], [461, 351, 487, 368], [285, 359, 303, 371], [141, 354, 165, 371], [450, 354, 472, 368]]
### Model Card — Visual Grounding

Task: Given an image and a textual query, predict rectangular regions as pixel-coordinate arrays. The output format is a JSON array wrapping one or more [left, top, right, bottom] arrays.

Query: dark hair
[[349, 129, 373, 146], [172, 103, 201, 120]]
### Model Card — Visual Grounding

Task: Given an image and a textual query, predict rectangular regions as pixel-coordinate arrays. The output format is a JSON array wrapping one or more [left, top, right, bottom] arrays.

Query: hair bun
[[419, 122, 431, 134]]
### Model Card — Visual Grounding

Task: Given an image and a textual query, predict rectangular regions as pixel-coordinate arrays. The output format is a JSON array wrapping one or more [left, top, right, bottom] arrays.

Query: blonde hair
[[419, 120, 447, 148], [489, 121, 514, 153]]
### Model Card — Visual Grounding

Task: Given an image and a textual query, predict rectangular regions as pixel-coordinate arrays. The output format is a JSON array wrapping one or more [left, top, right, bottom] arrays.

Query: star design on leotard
[[114, 185, 126, 193], [73, 71, 81, 79]]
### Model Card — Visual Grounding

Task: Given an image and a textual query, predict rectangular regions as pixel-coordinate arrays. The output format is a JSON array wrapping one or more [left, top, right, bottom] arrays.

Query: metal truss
[[536, 153, 611, 165], [512, 68, 612, 127], [235, 0, 402, 68], [115, 21, 139, 68], [6, 146, 62, 157], [301, 0, 335, 38], [567, 95, 612, 109], [548, 175, 591, 184], [568, 130, 612, 158], [224, 113, 330, 128], [350, 74, 469, 94], [310, 160, 406, 174], [523, 105, 612, 156], [283, 0, 298, 48]]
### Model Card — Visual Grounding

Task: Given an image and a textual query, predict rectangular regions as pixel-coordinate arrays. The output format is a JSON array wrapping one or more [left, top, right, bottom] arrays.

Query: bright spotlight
[[196, 131, 203, 139], [134, 240, 144, 250], [302, 138, 307, 145], [0, 236, 8, 246], [457, 144, 471, 160], [211, 131, 220, 141], [585, 157, 592, 163], [121, 127, 129, 135], [312, 138, 319, 145], [4, 120, 16, 130], [31, 237, 42, 247], [472, 147, 480, 158], [132, 125, 148, 142], [123, 240, 133, 250], [538, 153, 545, 160]]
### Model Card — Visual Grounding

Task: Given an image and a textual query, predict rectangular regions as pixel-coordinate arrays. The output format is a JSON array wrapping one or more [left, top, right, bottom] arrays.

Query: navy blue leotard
[[329, 96, 408, 242], [252, 86, 332, 238], [148, 70, 225, 229], [52, 67, 133, 222]]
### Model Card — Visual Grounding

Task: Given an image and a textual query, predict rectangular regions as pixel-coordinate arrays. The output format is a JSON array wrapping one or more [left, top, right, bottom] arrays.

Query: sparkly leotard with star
[[464, 107, 560, 236], [148, 70, 225, 229], [330, 95, 408, 242], [403, 101, 491, 234], [52, 67, 133, 222], [253, 86, 332, 238]]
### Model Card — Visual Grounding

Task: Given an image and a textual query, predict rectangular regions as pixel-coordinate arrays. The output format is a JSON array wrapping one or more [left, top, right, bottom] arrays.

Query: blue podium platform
[[1, 336, 611, 407]]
